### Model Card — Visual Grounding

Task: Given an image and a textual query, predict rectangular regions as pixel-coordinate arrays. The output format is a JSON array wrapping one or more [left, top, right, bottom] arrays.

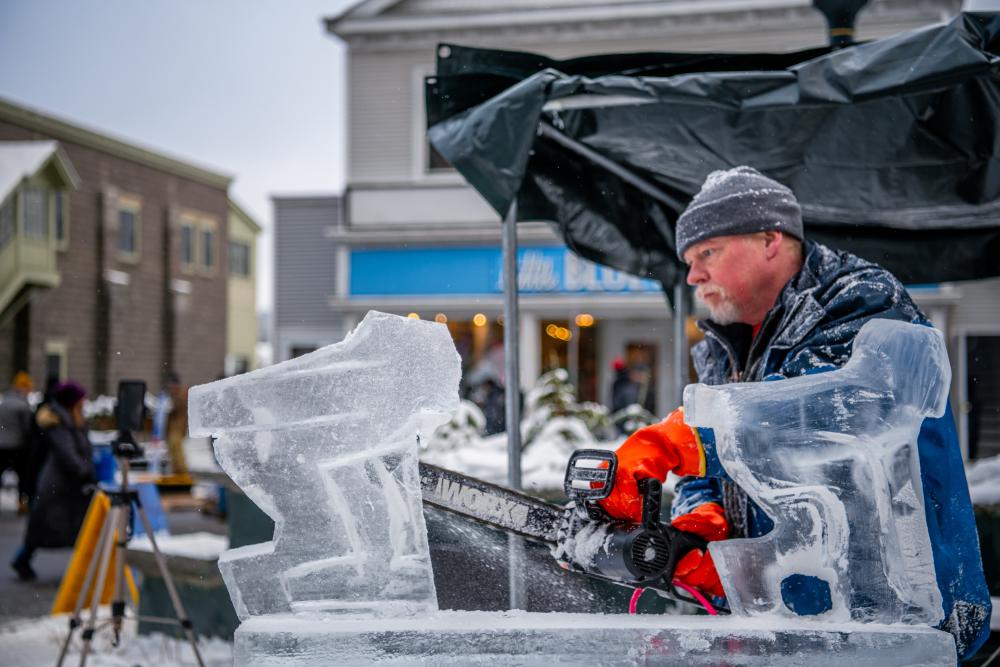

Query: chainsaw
[[418, 449, 719, 610]]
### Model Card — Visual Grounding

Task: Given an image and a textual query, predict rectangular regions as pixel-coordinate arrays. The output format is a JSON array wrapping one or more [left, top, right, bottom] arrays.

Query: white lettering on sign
[[434, 477, 531, 530], [497, 250, 560, 292], [564, 252, 653, 292]]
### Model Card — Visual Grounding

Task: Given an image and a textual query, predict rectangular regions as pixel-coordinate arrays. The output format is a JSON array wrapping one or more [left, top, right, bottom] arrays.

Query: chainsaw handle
[[636, 477, 663, 530], [662, 524, 709, 583]]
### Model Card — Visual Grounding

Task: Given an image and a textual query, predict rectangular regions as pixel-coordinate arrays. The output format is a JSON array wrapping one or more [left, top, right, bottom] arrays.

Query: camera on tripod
[[113, 379, 146, 460]]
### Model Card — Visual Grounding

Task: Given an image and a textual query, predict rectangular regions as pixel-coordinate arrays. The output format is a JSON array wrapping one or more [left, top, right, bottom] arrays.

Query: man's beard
[[695, 285, 742, 325]]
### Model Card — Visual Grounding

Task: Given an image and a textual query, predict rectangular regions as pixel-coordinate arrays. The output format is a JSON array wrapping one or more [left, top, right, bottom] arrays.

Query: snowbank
[[0, 614, 231, 667], [967, 455, 1000, 507]]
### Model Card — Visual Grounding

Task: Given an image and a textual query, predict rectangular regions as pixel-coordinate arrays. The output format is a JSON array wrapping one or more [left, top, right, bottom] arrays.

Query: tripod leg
[[109, 496, 130, 646], [134, 504, 205, 667], [56, 507, 115, 667], [78, 505, 121, 667]]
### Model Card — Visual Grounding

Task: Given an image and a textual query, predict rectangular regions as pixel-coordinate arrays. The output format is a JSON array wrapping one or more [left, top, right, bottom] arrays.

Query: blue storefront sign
[[349, 246, 661, 297]]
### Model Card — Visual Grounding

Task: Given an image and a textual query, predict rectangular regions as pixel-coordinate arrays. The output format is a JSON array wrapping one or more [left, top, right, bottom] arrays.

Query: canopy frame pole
[[673, 283, 689, 408], [537, 121, 681, 212], [502, 201, 522, 491]]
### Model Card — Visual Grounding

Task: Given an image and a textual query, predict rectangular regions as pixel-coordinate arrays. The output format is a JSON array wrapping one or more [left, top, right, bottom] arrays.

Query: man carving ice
[[580, 166, 989, 659]]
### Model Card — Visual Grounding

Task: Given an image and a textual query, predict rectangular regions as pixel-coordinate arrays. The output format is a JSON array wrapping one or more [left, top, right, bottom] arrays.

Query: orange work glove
[[598, 408, 706, 523], [671, 502, 730, 598]]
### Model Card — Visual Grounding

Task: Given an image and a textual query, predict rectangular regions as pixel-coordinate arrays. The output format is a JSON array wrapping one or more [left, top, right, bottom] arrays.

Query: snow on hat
[[675, 166, 803, 259], [53, 380, 87, 409]]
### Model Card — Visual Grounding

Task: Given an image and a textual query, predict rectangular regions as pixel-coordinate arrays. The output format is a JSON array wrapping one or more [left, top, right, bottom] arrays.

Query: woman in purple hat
[[10, 380, 95, 581]]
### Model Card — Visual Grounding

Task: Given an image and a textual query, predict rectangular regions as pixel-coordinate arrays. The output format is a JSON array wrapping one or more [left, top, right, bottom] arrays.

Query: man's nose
[[686, 265, 706, 286]]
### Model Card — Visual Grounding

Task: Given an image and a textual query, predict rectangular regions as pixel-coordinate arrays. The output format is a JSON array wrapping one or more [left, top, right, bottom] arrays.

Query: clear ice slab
[[233, 612, 955, 666], [188, 311, 461, 619], [686, 319, 949, 624]]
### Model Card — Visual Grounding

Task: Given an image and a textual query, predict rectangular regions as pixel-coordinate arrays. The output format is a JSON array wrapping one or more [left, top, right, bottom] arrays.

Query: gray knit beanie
[[675, 166, 803, 259]]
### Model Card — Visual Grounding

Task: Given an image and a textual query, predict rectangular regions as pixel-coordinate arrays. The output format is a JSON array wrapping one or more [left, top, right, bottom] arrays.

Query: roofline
[[325, 0, 811, 36], [0, 96, 232, 190], [228, 198, 263, 234], [49, 143, 82, 190]]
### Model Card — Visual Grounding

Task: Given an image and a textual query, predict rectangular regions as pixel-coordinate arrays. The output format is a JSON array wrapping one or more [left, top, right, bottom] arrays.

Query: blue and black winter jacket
[[672, 240, 991, 660]]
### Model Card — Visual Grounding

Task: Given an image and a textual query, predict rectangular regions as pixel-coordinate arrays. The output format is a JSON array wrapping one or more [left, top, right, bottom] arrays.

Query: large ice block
[[233, 612, 955, 666], [188, 311, 461, 619], [685, 319, 949, 624]]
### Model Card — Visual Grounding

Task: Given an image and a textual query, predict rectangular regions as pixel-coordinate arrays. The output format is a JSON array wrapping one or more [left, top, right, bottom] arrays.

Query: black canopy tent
[[424, 13, 1000, 487]]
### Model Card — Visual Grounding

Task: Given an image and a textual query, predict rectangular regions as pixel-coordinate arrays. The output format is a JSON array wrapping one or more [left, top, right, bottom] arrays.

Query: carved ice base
[[233, 611, 955, 666]]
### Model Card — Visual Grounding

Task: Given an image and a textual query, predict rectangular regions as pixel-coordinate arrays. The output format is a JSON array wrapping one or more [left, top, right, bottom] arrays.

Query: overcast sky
[[0, 0, 356, 311]]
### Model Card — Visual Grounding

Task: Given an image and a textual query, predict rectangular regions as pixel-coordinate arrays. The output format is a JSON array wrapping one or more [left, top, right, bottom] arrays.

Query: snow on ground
[[0, 613, 231, 667], [967, 455, 1000, 507], [421, 431, 619, 493]]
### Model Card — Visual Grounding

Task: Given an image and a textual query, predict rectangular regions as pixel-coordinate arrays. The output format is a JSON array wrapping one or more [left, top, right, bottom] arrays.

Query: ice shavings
[[687, 319, 949, 625]]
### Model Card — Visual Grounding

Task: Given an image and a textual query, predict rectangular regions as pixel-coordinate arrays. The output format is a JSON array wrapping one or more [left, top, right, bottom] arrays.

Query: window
[[229, 241, 250, 277], [116, 196, 142, 261], [44, 341, 68, 382], [23, 187, 48, 239], [180, 223, 196, 271], [201, 227, 215, 269], [0, 197, 14, 249], [427, 143, 453, 172], [53, 191, 68, 249]]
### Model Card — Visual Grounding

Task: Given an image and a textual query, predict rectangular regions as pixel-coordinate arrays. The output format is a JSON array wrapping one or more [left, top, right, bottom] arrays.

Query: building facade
[[0, 97, 235, 395], [307, 0, 998, 456], [226, 199, 262, 376]]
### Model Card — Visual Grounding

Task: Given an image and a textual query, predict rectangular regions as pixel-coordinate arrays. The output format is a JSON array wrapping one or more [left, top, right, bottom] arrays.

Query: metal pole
[[673, 284, 689, 408], [502, 201, 522, 490], [538, 122, 682, 213]]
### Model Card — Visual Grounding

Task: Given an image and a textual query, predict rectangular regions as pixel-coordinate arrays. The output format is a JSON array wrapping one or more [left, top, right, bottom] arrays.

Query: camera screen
[[116, 380, 146, 432]]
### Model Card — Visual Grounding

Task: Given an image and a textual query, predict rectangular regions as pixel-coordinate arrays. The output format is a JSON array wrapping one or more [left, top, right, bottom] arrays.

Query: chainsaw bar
[[418, 462, 562, 544]]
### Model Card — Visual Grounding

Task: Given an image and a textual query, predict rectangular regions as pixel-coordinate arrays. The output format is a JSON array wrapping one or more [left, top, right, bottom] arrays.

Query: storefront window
[[446, 317, 505, 396]]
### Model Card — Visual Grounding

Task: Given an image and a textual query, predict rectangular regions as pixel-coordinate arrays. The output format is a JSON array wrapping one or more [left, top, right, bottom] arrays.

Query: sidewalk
[[0, 486, 226, 623]]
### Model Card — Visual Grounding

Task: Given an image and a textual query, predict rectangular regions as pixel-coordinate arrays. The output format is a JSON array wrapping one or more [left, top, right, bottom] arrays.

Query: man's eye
[[702, 249, 714, 259]]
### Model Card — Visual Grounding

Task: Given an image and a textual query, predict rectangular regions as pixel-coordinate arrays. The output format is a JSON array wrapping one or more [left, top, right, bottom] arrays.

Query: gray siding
[[273, 196, 343, 330]]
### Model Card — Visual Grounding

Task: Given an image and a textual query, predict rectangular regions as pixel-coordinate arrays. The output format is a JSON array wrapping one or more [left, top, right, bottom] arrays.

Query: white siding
[[349, 52, 430, 183]]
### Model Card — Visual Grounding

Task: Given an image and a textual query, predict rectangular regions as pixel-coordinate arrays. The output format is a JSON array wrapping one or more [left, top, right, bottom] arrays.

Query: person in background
[[472, 377, 506, 435], [22, 374, 59, 511], [165, 373, 189, 475], [609, 357, 642, 416], [0, 372, 34, 515], [11, 380, 95, 581]]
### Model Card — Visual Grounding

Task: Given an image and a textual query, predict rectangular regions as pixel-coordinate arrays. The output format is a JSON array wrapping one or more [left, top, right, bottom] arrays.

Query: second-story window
[[116, 195, 142, 261], [0, 197, 14, 249], [24, 187, 48, 239], [201, 227, 215, 270], [53, 191, 68, 249], [180, 223, 196, 271], [427, 143, 453, 172], [119, 210, 137, 254], [229, 241, 250, 277]]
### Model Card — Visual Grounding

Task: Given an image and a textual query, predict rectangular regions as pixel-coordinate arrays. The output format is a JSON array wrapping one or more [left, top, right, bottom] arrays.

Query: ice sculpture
[[685, 319, 948, 623], [192, 312, 955, 665], [188, 311, 461, 619]]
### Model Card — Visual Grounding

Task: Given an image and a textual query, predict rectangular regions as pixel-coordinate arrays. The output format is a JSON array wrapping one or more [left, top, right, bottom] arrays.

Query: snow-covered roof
[[0, 140, 80, 203]]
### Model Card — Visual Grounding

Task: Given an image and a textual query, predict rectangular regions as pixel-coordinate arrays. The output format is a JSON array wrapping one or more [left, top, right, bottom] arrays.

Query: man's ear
[[762, 231, 783, 259]]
